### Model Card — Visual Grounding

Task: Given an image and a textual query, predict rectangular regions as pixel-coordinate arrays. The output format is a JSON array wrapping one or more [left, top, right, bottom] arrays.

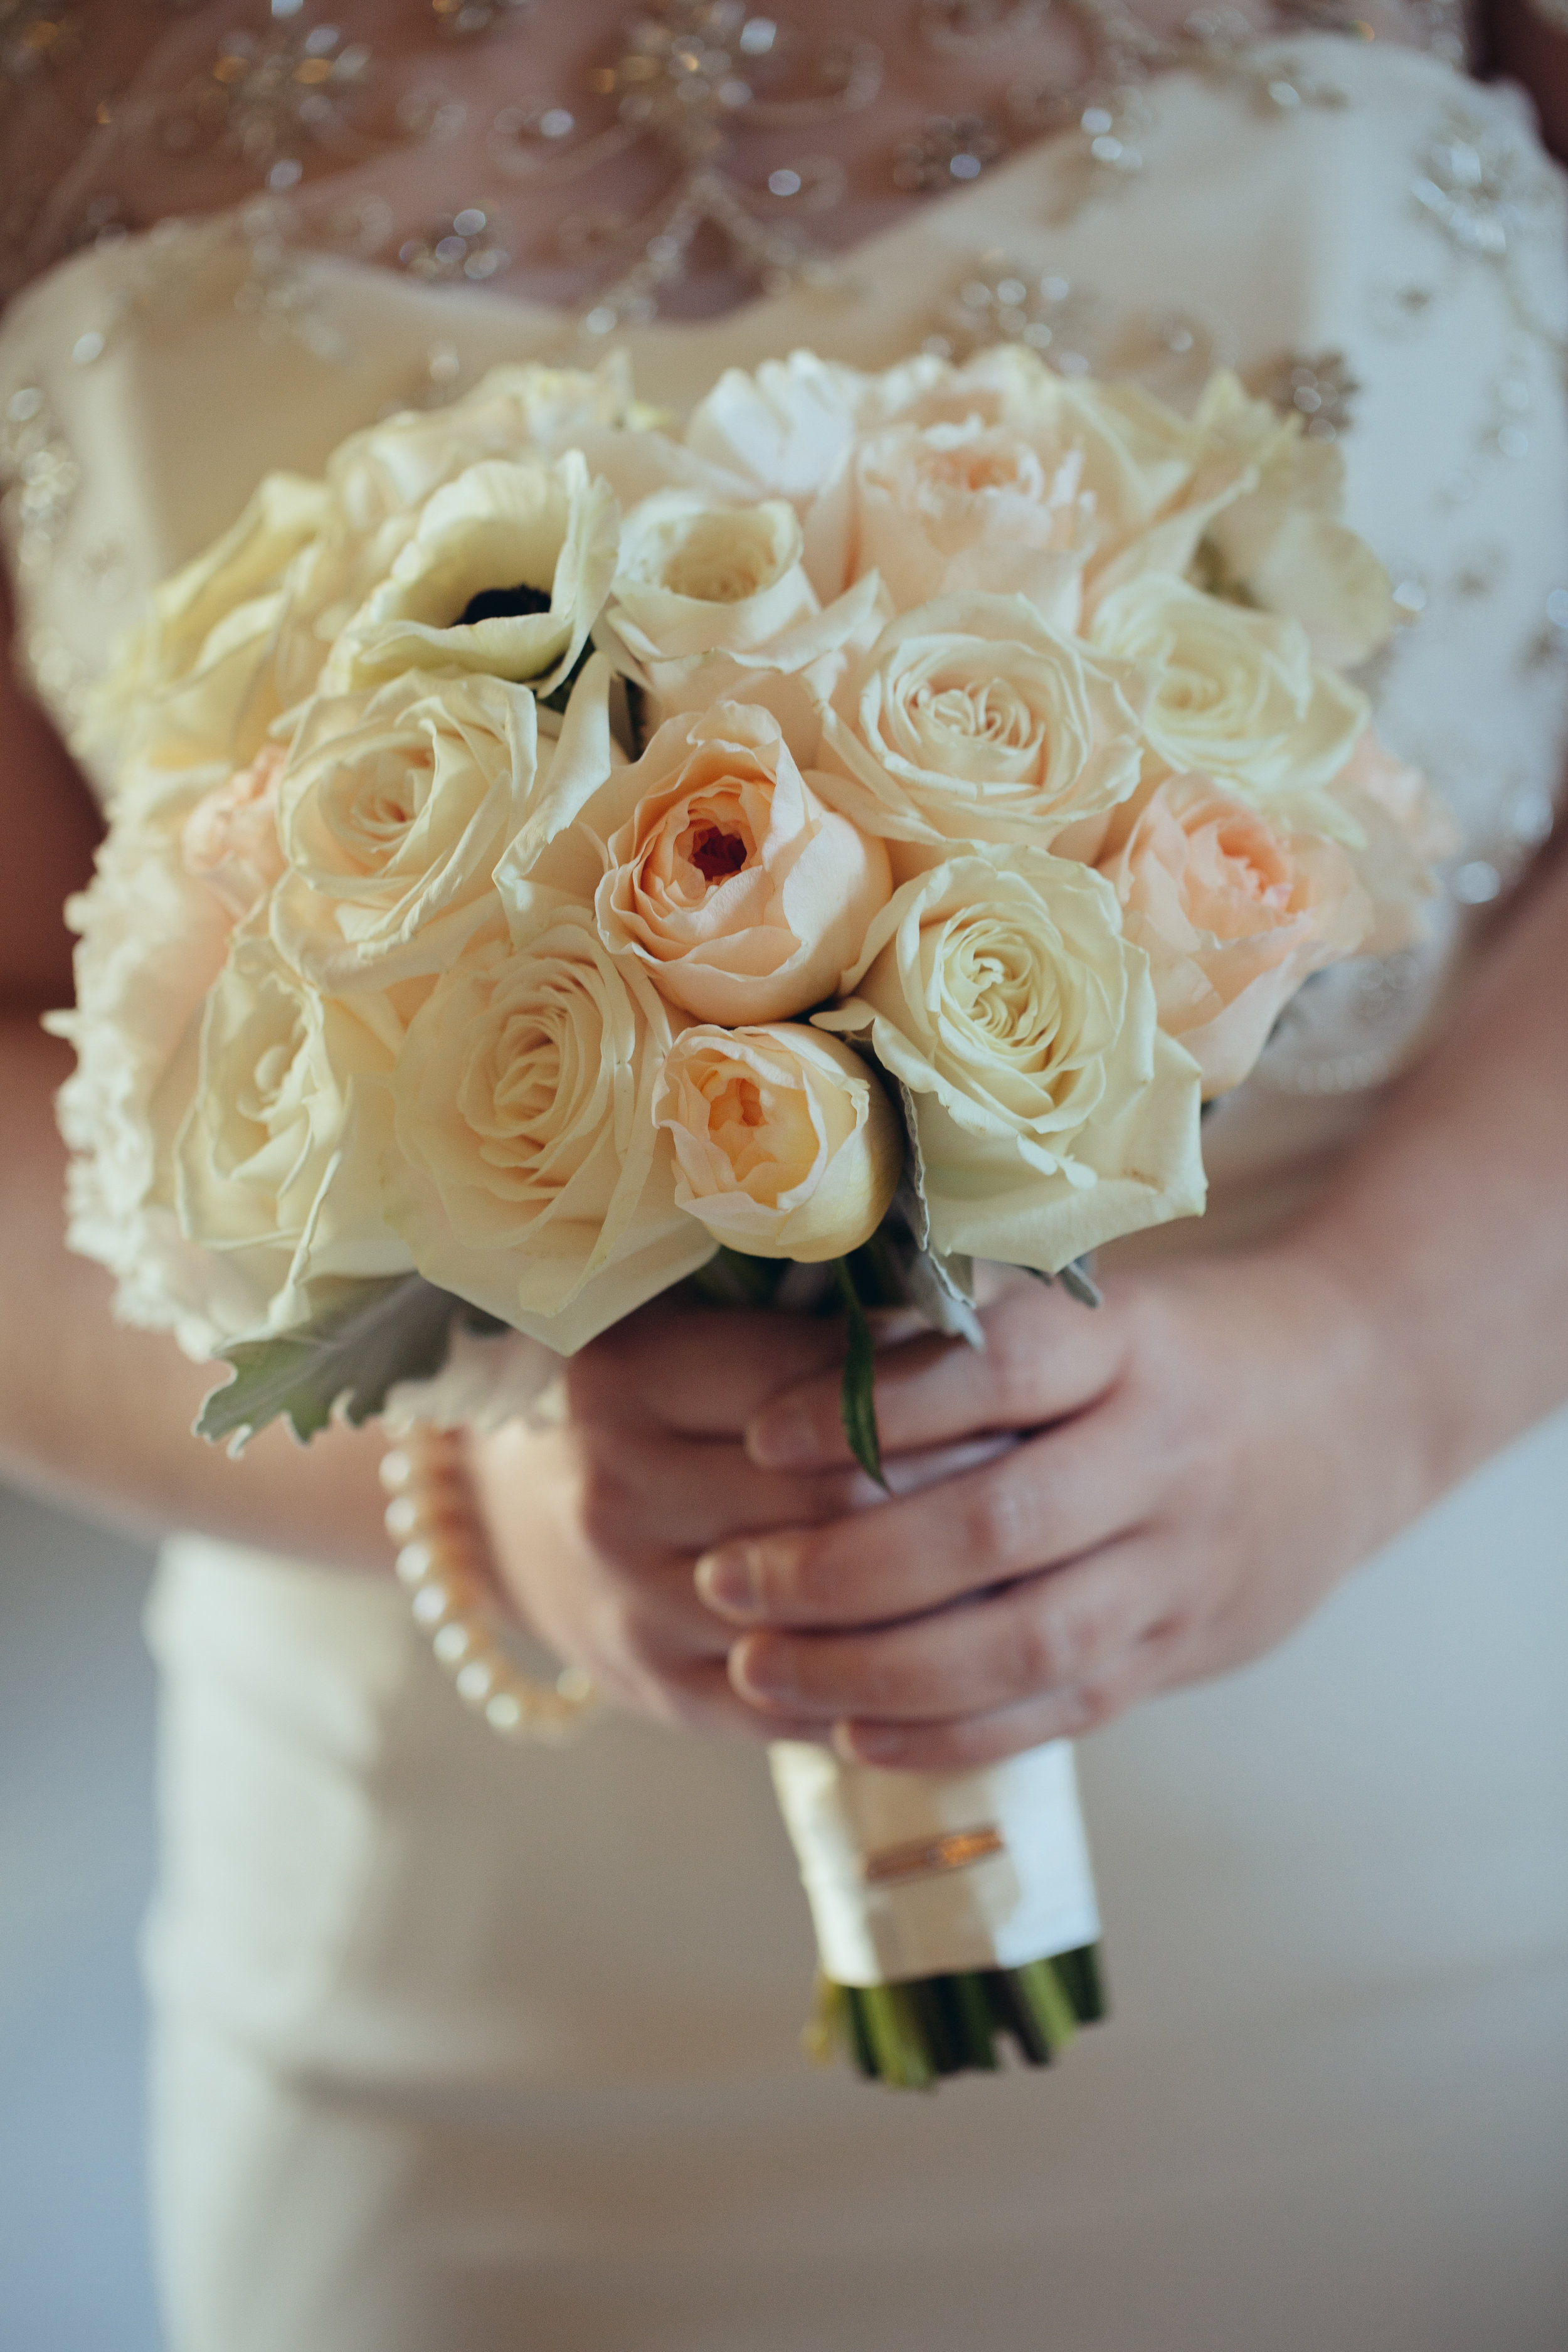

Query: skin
[[3, 4, 1566, 1772]]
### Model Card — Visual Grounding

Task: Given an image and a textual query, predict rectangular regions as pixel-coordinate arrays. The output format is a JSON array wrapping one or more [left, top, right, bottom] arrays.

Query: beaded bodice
[[3, 0, 1468, 322]]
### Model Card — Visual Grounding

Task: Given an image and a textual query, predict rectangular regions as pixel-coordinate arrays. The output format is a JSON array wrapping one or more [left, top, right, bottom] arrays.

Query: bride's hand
[[469, 1297, 1006, 1740], [698, 1249, 1433, 1769]]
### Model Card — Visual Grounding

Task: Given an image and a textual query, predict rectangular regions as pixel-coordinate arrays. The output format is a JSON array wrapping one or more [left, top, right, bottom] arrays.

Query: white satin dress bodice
[[3, 31, 1567, 2352]]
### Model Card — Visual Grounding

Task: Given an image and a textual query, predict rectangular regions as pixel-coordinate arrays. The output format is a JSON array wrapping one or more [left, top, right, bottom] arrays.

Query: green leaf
[[832, 1257, 886, 1489], [195, 1274, 490, 1451]]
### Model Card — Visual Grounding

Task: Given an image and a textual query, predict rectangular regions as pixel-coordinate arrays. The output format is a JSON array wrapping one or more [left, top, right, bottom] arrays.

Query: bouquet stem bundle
[[820, 1946, 1106, 2089]]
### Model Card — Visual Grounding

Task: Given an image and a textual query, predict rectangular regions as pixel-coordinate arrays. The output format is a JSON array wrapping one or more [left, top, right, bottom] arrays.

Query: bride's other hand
[[697, 1255, 1426, 1769], [469, 1299, 1009, 1741], [701, 829, 1568, 1770]]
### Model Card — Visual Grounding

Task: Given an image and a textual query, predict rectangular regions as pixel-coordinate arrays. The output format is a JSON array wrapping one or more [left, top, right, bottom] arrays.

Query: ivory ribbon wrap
[[769, 1738, 1100, 1987]]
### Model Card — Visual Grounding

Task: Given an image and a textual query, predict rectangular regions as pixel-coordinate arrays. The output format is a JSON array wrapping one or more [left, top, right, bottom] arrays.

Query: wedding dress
[[3, 8, 1567, 2344]]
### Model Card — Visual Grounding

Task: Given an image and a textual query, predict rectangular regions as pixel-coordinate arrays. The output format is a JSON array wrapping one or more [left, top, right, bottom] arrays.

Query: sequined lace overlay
[[0, 0, 1463, 313]]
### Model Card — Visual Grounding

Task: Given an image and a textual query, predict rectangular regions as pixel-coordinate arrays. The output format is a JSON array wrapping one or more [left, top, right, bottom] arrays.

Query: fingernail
[[695, 1545, 760, 1615], [729, 1634, 795, 1702], [746, 1406, 817, 1470]]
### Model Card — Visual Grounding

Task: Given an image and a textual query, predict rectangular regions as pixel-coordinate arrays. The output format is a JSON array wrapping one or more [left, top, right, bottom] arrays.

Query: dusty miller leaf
[[195, 1274, 494, 1451], [1023, 1257, 1104, 1310], [890, 1076, 978, 1326]]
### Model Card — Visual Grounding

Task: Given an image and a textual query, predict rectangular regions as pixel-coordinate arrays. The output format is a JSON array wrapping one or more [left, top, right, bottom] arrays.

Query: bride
[[2, 2, 1566, 2344]]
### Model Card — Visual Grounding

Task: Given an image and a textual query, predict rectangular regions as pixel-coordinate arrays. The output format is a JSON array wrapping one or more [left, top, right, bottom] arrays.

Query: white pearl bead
[[395, 1540, 440, 1587], [432, 1620, 478, 1668], [384, 1494, 425, 1543], [456, 1655, 501, 1707], [485, 1690, 529, 1738], [378, 1449, 414, 1495], [386, 1436, 593, 1745]]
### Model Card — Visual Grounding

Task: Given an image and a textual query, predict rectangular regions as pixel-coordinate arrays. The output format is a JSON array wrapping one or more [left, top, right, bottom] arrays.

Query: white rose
[[812, 593, 1145, 853], [385, 896, 712, 1352], [655, 1024, 902, 1261], [330, 453, 619, 699], [1089, 573, 1367, 818], [175, 933, 412, 1332], [270, 669, 540, 991], [804, 416, 1088, 622], [46, 768, 276, 1356], [594, 488, 879, 711], [684, 350, 956, 502], [817, 847, 1204, 1269]]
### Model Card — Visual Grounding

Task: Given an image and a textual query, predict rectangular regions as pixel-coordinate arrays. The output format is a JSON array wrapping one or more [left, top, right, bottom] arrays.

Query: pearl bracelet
[[379, 1426, 598, 1744]]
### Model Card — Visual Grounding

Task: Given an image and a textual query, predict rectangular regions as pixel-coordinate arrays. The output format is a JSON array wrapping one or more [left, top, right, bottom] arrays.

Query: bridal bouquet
[[53, 341, 1452, 2086]]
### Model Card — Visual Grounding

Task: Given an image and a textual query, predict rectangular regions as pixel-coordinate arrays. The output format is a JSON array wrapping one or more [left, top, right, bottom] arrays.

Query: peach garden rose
[[654, 1023, 901, 1262], [497, 681, 891, 1029]]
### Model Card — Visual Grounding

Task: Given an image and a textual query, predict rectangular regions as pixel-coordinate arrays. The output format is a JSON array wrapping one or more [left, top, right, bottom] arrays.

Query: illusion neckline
[[0, 29, 1467, 378]]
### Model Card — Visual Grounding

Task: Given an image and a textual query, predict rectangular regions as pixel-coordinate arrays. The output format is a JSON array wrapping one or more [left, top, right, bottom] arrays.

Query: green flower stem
[[831, 1949, 1106, 2089]]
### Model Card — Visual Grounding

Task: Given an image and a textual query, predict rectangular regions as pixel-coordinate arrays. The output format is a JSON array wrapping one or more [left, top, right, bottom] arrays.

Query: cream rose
[[331, 453, 619, 698], [805, 416, 1087, 622], [594, 488, 878, 711], [499, 686, 890, 1027], [325, 356, 638, 531], [176, 933, 411, 1332], [812, 592, 1145, 852], [1089, 573, 1367, 816], [1099, 774, 1372, 1096], [385, 896, 712, 1351], [270, 670, 540, 991], [684, 350, 955, 502], [46, 768, 275, 1356], [83, 472, 331, 776], [654, 1024, 901, 1262], [817, 847, 1204, 1268], [1183, 373, 1394, 669]]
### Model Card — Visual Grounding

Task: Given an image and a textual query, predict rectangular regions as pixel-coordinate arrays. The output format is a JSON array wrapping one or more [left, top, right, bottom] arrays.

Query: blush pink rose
[[595, 701, 891, 1025], [1330, 730, 1460, 954], [1099, 773, 1372, 1096], [181, 744, 288, 920]]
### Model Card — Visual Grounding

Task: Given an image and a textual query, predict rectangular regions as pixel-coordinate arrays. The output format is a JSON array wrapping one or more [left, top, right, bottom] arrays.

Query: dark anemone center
[[455, 581, 554, 627]]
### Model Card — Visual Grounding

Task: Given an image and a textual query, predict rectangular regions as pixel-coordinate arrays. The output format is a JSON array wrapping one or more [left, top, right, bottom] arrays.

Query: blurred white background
[[1, 1481, 164, 2352]]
